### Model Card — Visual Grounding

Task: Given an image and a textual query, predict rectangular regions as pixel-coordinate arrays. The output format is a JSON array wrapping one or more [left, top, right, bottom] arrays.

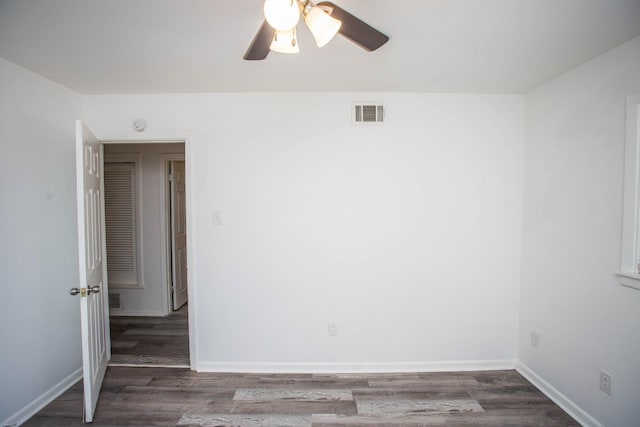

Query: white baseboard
[[109, 309, 165, 317], [197, 359, 517, 374], [1, 368, 82, 427], [516, 362, 602, 427]]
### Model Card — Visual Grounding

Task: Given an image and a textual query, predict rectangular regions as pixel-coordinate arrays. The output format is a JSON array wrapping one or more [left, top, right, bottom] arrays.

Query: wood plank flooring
[[24, 368, 579, 426], [109, 304, 189, 367]]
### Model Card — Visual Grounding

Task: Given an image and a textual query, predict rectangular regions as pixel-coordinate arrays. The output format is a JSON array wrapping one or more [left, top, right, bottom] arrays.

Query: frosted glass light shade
[[304, 6, 341, 47], [270, 29, 300, 54], [263, 0, 300, 31]]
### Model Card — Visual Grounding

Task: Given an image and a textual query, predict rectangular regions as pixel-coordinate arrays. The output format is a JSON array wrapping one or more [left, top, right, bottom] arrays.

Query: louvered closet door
[[104, 162, 139, 287]]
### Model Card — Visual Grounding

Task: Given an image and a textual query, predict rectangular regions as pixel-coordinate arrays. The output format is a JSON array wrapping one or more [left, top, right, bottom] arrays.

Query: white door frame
[[100, 136, 196, 369]]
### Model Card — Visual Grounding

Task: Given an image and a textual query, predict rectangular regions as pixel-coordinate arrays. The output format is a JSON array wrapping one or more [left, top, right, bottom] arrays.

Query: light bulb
[[270, 29, 300, 54], [263, 0, 300, 31], [304, 5, 341, 47]]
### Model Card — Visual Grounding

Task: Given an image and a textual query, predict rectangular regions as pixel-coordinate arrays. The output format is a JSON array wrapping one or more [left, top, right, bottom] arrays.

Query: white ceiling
[[1, 0, 639, 94]]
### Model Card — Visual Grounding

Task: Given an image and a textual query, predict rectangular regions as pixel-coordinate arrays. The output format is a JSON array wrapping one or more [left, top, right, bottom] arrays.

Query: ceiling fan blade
[[317, 1, 389, 51], [244, 20, 275, 60]]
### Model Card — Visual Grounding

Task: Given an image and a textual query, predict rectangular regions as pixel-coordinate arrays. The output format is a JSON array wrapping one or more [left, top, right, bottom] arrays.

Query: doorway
[[102, 142, 190, 367]]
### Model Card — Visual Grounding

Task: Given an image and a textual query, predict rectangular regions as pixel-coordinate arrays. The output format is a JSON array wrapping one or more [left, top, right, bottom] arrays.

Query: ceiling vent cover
[[353, 103, 386, 124]]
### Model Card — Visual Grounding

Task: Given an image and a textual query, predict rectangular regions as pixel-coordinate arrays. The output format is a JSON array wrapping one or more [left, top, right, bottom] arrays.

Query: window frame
[[618, 92, 640, 290]]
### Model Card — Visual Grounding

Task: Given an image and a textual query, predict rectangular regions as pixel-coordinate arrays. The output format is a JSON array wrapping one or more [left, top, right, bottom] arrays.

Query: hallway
[[109, 304, 189, 367]]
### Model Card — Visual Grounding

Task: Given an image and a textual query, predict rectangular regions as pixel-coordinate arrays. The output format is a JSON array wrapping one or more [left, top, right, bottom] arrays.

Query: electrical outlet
[[328, 322, 339, 336], [530, 332, 540, 349], [600, 370, 612, 395]]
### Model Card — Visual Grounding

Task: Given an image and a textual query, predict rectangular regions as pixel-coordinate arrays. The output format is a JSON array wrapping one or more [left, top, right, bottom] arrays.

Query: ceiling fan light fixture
[[270, 29, 300, 54], [263, 0, 301, 31], [304, 5, 342, 48], [245, 1, 389, 61]]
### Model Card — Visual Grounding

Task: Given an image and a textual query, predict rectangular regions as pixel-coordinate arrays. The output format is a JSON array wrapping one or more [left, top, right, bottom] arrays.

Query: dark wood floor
[[24, 367, 578, 426], [109, 304, 189, 367]]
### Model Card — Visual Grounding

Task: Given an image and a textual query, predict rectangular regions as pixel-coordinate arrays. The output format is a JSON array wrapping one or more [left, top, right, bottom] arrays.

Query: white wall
[[104, 143, 185, 316], [84, 92, 524, 370], [0, 58, 82, 423], [520, 36, 640, 426]]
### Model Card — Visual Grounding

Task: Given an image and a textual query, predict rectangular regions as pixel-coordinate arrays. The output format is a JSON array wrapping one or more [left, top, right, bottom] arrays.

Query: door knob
[[69, 286, 100, 296]]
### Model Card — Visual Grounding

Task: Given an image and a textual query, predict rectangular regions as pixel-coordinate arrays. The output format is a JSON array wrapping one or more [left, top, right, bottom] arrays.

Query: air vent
[[109, 293, 122, 310], [353, 103, 385, 124]]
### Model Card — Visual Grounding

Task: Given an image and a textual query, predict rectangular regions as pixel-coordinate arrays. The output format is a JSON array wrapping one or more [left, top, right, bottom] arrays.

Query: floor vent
[[353, 103, 385, 124], [109, 292, 122, 310]]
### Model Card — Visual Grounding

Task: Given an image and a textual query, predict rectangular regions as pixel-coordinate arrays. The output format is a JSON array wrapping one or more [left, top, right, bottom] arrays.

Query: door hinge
[[168, 174, 174, 182]]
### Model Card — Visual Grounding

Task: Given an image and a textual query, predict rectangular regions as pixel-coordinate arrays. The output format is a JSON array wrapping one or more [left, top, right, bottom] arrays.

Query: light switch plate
[[212, 210, 222, 225]]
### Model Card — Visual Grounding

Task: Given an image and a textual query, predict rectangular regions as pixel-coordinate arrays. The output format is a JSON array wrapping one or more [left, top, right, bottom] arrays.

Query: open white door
[[72, 121, 110, 423], [170, 161, 188, 310]]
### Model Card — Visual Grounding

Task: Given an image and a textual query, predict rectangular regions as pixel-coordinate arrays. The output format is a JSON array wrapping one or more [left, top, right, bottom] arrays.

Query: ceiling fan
[[244, 0, 389, 60]]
